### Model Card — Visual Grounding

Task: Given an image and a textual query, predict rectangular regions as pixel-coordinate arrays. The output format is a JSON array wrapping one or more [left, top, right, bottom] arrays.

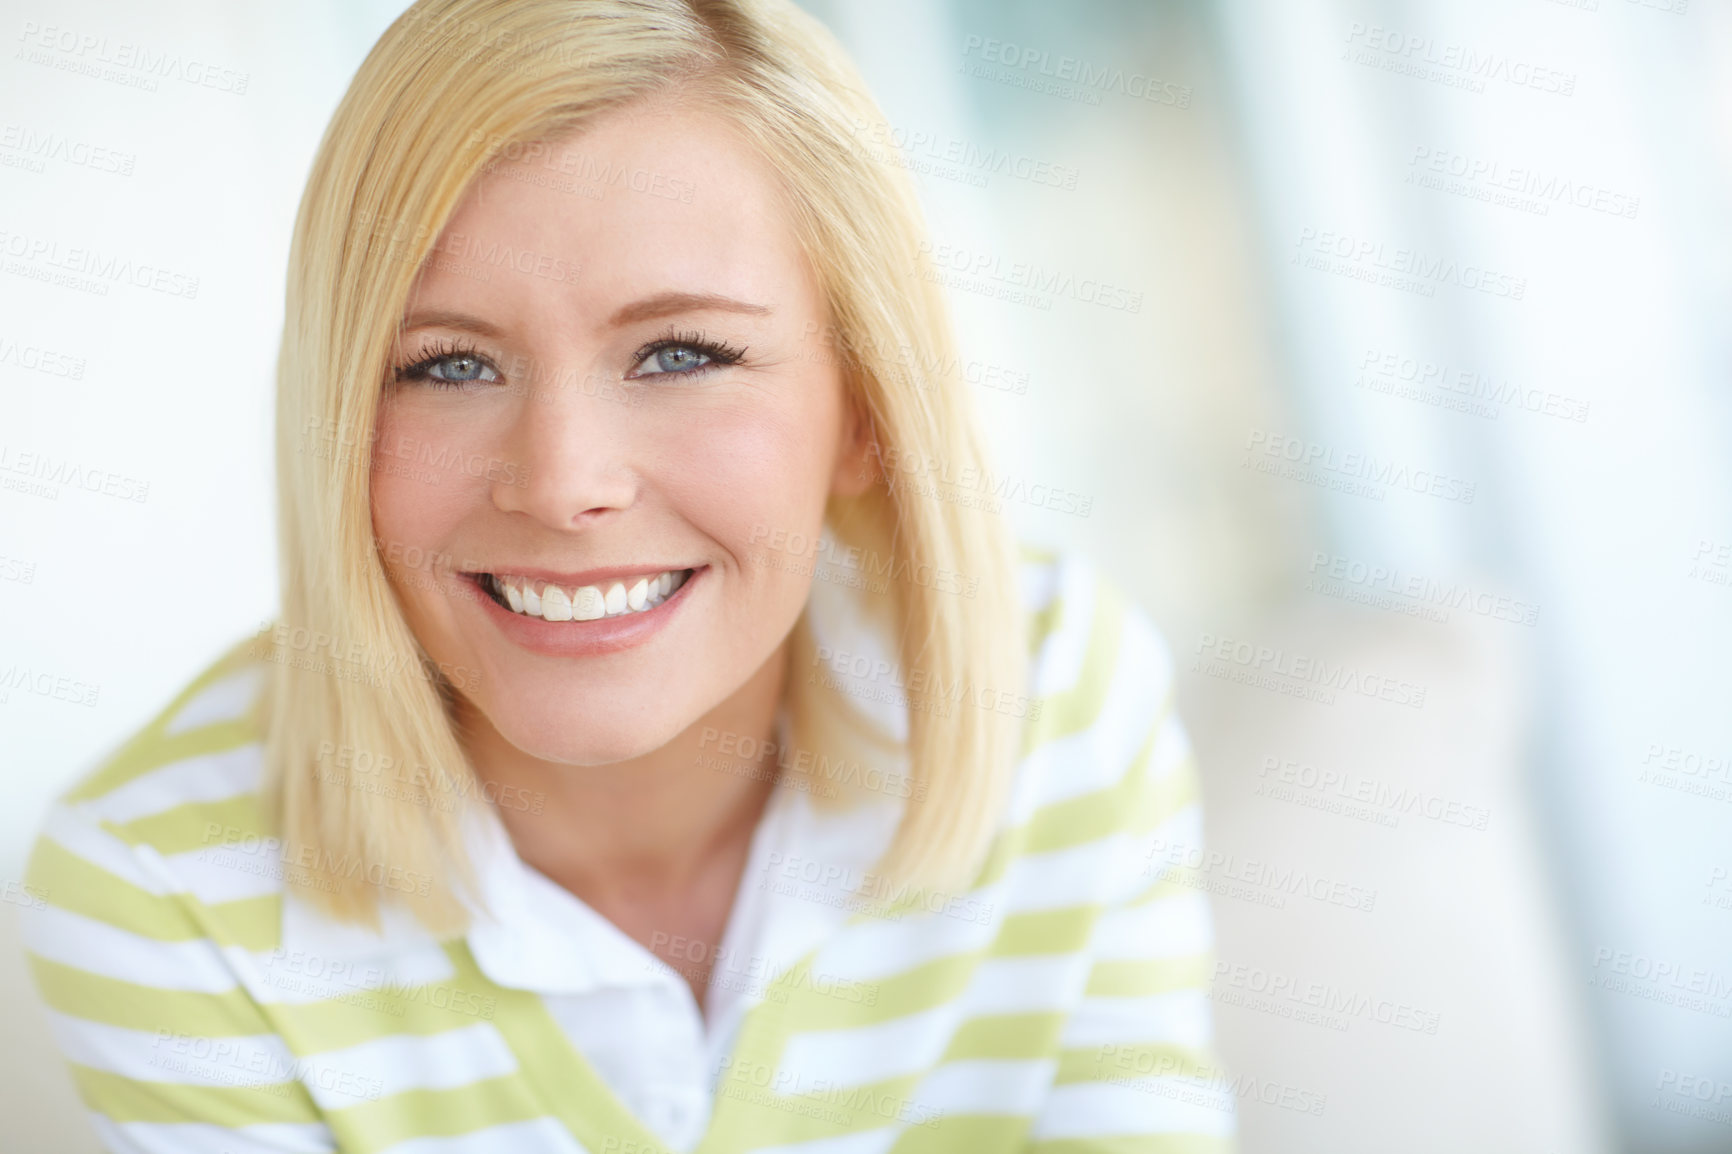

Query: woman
[[22, 0, 1232, 1150]]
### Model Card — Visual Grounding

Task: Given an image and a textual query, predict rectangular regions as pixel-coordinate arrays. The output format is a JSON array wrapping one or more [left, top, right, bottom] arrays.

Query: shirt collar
[[461, 803, 658, 993], [462, 729, 907, 1001]]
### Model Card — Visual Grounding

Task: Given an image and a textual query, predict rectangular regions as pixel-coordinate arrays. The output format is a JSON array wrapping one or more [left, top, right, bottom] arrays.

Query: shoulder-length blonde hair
[[257, 0, 1027, 933]]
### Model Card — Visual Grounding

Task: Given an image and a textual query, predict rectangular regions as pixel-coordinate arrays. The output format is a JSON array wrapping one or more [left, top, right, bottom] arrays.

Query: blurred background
[[2, 0, 1729, 1150]]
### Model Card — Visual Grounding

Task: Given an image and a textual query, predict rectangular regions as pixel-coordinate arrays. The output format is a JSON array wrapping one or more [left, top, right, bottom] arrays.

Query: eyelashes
[[389, 330, 749, 389], [630, 330, 748, 377], [392, 338, 500, 387]]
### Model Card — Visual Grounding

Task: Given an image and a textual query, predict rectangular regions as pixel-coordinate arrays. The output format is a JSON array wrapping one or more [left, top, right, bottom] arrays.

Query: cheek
[[370, 468, 433, 565], [660, 393, 838, 551], [370, 412, 427, 546], [368, 404, 478, 579]]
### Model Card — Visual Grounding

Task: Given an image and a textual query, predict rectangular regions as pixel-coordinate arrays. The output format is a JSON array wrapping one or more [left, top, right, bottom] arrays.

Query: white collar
[[462, 720, 907, 1004]]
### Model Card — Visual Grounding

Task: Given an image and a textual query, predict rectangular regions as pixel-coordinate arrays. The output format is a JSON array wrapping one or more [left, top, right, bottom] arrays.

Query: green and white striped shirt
[[23, 546, 1234, 1153]]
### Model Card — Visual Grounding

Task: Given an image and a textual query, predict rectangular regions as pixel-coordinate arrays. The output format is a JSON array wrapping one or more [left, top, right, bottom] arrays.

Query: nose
[[489, 359, 639, 529]]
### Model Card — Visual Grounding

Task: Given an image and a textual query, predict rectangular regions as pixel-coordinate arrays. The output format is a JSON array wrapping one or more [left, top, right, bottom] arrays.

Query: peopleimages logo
[[697, 726, 927, 802], [259, 949, 497, 1020], [809, 644, 1044, 721], [15, 21, 251, 94], [1094, 1048, 1328, 1117], [1143, 836, 1381, 913], [1256, 755, 1491, 831], [149, 1031, 382, 1103], [1406, 146, 1639, 220], [0, 664, 100, 707], [1357, 347, 1590, 425], [0, 333, 86, 379], [1341, 22, 1576, 97], [1210, 961, 1443, 1035], [1588, 947, 1732, 1018], [1293, 227, 1526, 301], [1244, 429, 1477, 505], [748, 523, 980, 598], [844, 116, 1080, 191], [761, 851, 996, 926], [959, 35, 1192, 108], [0, 443, 149, 503], [1192, 631, 1428, 709], [1306, 550, 1538, 627], [0, 124, 136, 175], [0, 227, 200, 299]]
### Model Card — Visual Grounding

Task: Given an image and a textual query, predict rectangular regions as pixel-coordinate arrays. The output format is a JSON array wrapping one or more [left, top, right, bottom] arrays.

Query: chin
[[486, 701, 692, 768]]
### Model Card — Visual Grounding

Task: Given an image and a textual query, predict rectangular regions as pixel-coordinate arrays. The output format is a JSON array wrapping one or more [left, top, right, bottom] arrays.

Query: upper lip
[[467, 563, 701, 587]]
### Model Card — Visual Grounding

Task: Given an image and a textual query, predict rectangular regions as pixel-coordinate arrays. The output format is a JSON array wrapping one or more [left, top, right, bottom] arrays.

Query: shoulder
[[23, 632, 284, 959], [1016, 541, 1179, 716], [1004, 543, 1198, 871], [19, 638, 347, 1147], [57, 631, 270, 806]]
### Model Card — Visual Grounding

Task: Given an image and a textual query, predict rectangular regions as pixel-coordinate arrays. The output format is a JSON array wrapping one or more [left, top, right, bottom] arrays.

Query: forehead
[[408, 98, 814, 326]]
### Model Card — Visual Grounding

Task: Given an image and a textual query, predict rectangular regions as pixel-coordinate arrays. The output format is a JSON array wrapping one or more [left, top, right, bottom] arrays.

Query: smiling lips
[[482, 569, 694, 621]]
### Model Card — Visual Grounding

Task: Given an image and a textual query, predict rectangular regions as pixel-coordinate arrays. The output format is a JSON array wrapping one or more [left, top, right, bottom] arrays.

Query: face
[[370, 96, 872, 766]]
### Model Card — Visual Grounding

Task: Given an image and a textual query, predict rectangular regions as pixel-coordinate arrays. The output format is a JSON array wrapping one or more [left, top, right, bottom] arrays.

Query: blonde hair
[[258, 0, 1027, 933]]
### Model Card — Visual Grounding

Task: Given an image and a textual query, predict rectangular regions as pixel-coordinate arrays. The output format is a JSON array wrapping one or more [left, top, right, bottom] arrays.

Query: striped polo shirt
[[22, 544, 1235, 1153]]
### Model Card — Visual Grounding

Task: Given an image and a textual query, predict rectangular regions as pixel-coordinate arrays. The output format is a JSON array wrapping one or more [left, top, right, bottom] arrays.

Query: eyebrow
[[398, 310, 506, 337], [400, 292, 772, 336], [610, 291, 772, 326]]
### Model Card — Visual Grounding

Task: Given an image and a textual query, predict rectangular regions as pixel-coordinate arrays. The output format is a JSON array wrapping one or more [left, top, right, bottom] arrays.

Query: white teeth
[[573, 585, 605, 621], [540, 585, 573, 621], [491, 569, 691, 622]]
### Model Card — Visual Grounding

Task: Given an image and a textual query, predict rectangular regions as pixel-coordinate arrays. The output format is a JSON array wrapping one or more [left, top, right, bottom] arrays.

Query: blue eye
[[648, 345, 711, 373], [394, 343, 501, 388], [629, 332, 748, 380], [427, 354, 497, 383]]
